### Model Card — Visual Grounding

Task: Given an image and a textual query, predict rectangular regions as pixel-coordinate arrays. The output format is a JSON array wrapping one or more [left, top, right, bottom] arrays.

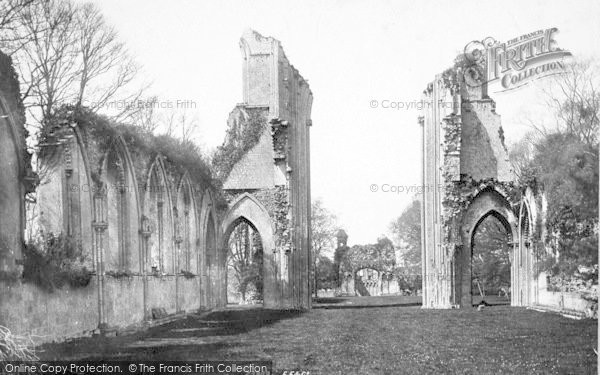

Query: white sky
[[87, 0, 600, 245]]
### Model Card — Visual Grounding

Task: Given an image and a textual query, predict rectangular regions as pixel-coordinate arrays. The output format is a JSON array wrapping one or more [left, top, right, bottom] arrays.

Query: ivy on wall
[[441, 177, 522, 241], [212, 107, 267, 182], [21, 232, 92, 292], [40, 105, 215, 192], [272, 186, 291, 253]]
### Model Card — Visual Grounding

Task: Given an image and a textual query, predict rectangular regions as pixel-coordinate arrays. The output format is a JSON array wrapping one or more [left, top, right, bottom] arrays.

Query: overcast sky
[[86, 0, 600, 245]]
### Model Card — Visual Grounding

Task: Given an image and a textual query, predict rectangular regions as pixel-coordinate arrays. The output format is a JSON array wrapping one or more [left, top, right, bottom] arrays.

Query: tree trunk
[[314, 257, 318, 298]]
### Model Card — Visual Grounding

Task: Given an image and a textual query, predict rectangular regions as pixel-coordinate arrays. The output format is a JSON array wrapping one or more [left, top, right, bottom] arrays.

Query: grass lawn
[[41, 296, 597, 374]]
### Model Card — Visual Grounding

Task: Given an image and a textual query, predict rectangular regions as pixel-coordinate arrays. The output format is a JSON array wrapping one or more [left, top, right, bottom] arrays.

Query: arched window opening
[[471, 212, 512, 305], [148, 166, 169, 273], [205, 212, 217, 305], [106, 149, 129, 270], [225, 218, 264, 305]]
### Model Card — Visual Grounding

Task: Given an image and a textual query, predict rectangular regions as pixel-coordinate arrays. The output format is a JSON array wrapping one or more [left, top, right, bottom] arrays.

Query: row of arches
[[36, 130, 221, 309], [10, 120, 302, 312], [98, 137, 219, 277]]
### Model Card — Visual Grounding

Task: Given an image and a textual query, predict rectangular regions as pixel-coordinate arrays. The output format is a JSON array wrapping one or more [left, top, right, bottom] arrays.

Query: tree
[[532, 133, 598, 275], [508, 132, 537, 182], [126, 96, 160, 133], [519, 59, 599, 282], [73, 2, 141, 115], [13, 0, 78, 122], [389, 199, 421, 273], [227, 220, 263, 303], [310, 198, 337, 296], [471, 215, 511, 296], [163, 108, 201, 143], [315, 255, 337, 290], [374, 236, 395, 271], [0, 0, 35, 50], [2, 0, 144, 125], [540, 60, 599, 147]]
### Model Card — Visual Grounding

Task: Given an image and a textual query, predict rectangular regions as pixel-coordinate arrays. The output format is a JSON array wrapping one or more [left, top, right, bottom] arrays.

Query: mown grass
[[40, 296, 597, 374]]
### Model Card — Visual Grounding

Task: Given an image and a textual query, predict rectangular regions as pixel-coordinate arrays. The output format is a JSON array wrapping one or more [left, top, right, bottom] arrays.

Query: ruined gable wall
[[458, 78, 513, 182], [220, 30, 313, 309], [223, 107, 275, 190]]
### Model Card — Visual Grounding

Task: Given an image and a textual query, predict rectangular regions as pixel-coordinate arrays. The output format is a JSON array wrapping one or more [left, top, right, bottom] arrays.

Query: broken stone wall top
[[423, 62, 513, 183], [225, 29, 314, 190], [239, 28, 313, 121]]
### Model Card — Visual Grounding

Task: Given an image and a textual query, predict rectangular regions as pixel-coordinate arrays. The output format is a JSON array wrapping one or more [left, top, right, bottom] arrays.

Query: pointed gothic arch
[[144, 156, 174, 274], [100, 136, 140, 271], [199, 188, 219, 307], [175, 173, 199, 274], [455, 188, 518, 307], [36, 127, 96, 269], [221, 193, 277, 308]]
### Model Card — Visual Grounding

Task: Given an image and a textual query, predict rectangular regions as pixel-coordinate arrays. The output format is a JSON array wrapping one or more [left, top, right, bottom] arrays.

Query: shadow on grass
[[313, 302, 422, 309], [312, 297, 348, 304], [472, 295, 511, 307], [40, 308, 305, 360]]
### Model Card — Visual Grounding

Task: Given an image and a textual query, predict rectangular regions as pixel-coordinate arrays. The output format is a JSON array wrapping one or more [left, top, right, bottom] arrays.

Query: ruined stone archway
[[100, 136, 142, 272], [198, 189, 218, 308], [144, 156, 174, 274], [354, 267, 382, 296], [175, 174, 201, 312], [36, 127, 95, 269], [175, 174, 199, 275], [456, 188, 517, 307], [98, 136, 144, 325], [419, 64, 531, 309], [224, 217, 264, 305], [221, 193, 277, 308]]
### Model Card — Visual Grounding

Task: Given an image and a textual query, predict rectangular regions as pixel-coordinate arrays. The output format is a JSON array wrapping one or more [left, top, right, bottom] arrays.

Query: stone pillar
[[92, 188, 108, 329], [140, 215, 152, 320], [173, 207, 182, 312]]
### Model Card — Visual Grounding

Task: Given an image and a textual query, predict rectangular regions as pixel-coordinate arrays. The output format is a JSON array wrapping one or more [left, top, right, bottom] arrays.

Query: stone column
[[140, 215, 152, 320], [175, 238, 182, 312], [92, 188, 108, 329], [174, 211, 183, 312]]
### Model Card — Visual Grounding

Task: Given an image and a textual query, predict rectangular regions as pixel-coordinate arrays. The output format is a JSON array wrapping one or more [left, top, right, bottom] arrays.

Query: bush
[[22, 232, 93, 292]]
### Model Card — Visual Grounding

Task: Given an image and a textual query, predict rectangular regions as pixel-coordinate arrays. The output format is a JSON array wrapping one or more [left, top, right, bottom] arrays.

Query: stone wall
[[419, 64, 537, 309], [0, 281, 98, 340], [0, 51, 30, 274], [220, 29, 313, 309], [0, 74, 221, 342], [0, 29, 315, 342]]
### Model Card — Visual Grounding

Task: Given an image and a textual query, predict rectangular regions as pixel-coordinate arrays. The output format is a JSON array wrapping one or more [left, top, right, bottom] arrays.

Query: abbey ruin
[[0, 25, 593, 346], [420, 61, 553, 309], [0, 29, 312, 342]]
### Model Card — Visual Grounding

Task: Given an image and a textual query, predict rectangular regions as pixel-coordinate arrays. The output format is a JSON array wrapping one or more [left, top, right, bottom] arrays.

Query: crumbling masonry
[[420, 64, 542, 309], [0, 29, 312, 342], [220, 30, 313, 309]]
